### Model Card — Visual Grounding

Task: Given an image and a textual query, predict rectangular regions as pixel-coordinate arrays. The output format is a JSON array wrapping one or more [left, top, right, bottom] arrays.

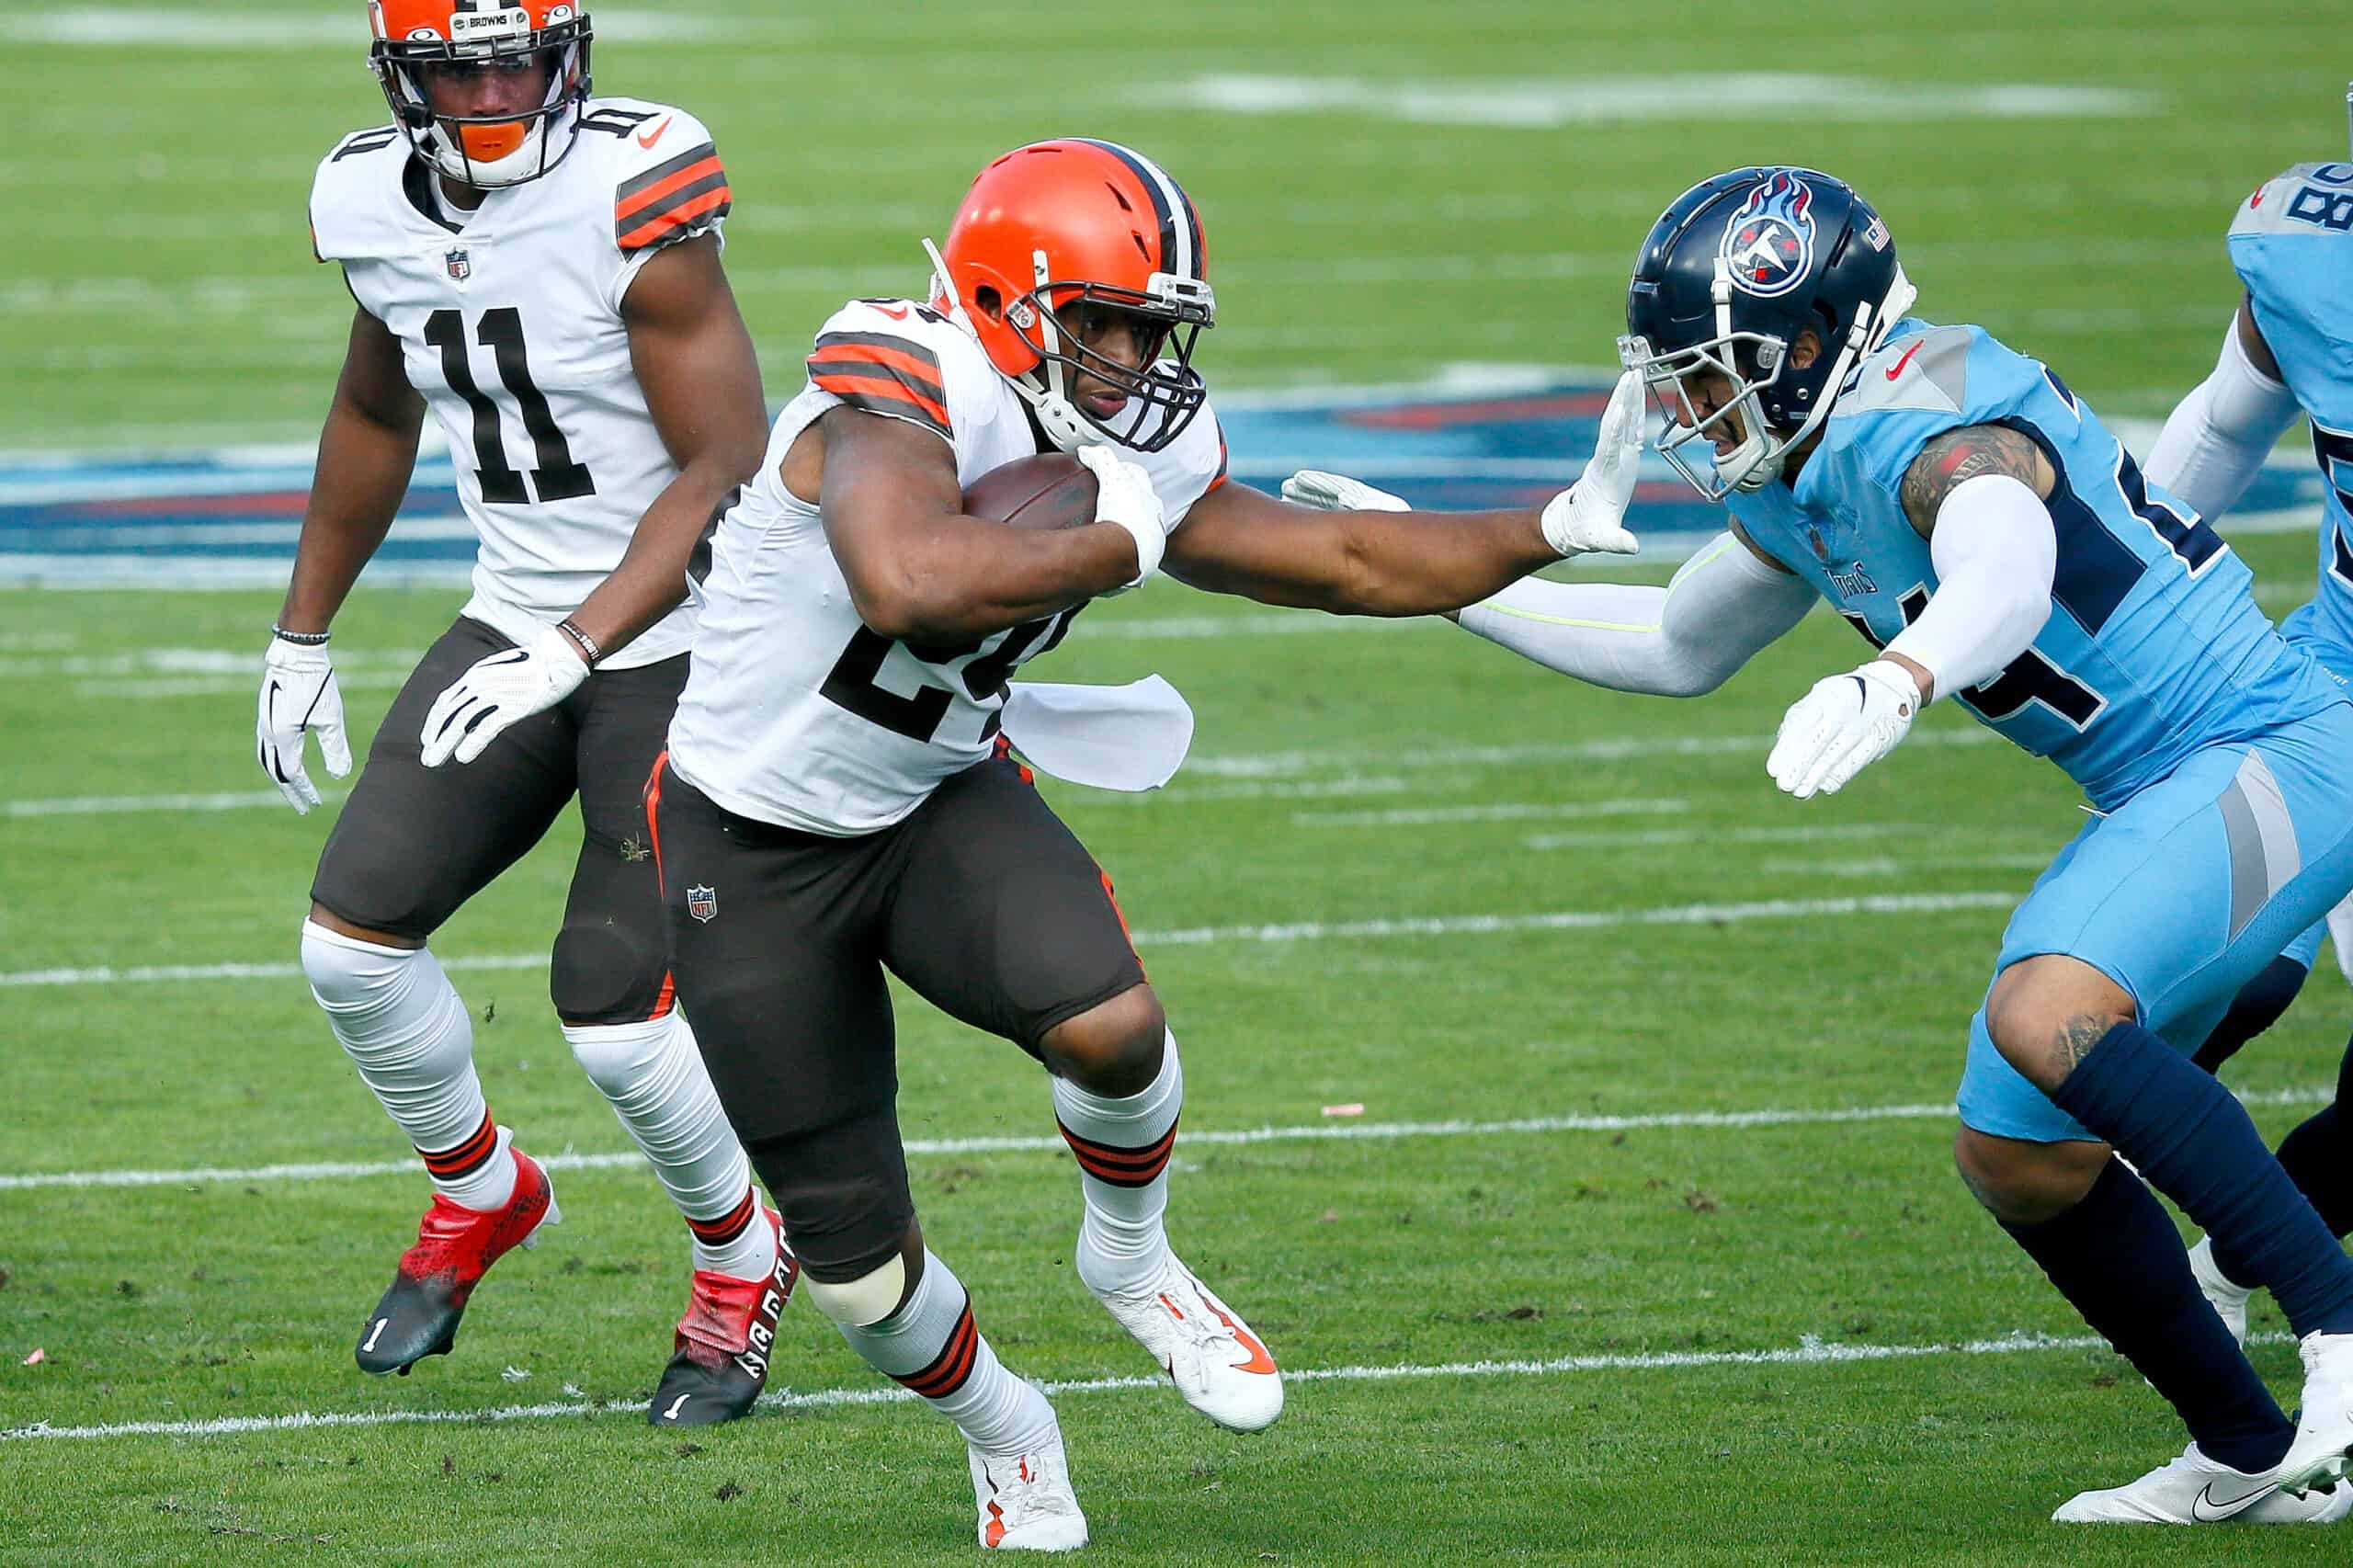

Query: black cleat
[[355, 1144, 559, 1376], [647, 1210, 797, 1426]]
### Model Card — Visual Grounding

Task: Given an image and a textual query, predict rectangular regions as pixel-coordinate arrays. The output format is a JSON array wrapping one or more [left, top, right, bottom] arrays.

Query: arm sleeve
[[1456, 531, 1815, 697], [2143, 313, 2301, 522], [1883, 472, 2055, 699]]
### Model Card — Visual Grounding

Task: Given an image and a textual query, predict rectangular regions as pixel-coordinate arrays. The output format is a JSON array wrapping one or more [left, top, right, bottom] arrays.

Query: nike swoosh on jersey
[[636, 116, 674, 150], [2189, 1476, 2280, 1521], [1885, 341, 1923, 381]]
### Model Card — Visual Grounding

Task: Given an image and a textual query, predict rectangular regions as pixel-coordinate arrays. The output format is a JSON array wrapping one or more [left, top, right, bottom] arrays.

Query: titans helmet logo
[[1719, 172, 1816, 300]]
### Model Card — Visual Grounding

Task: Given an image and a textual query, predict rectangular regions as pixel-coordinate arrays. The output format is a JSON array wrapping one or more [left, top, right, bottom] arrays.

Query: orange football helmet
[[928, 139, 1215, 453], [368, 1, 593, 189]]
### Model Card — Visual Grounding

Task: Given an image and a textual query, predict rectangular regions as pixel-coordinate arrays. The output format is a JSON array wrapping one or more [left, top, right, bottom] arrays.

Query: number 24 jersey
[[666, 296, 1230, 836], [307, 97, 730, 669]]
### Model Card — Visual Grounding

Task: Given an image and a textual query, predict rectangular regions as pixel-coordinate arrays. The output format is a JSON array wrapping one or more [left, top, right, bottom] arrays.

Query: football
[[961, 452, 1098, 530]]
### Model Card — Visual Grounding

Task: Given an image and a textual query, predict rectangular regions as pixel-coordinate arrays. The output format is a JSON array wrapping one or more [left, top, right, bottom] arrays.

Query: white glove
[[419, 623, 590, 767], [256, 634, 351, 815], [1076, 443, 1167, 588], [1767, 659, 1922, 800], [1279, 470, 1409, 512], [1539, 369, 1646, 557]]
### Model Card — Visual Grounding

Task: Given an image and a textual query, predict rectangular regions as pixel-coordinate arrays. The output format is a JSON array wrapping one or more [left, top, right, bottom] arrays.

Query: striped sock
[[683, 1185, 776, 1280], [835, 1250, 1055, 1456], [1054, 1030, 1181, 1298], [422, 1113, 517, 1212]]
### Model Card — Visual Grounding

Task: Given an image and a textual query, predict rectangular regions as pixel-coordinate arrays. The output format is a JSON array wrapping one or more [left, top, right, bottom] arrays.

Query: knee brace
[[549, 915, 670, 1026], [801, 1253, 910, 1327]]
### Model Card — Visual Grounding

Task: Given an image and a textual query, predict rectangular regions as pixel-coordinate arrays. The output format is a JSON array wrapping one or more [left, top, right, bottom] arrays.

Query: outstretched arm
[[1169, 370, 1650, 615], [2143, 298, 2301, 522], [1457, 528, 1815, 696]]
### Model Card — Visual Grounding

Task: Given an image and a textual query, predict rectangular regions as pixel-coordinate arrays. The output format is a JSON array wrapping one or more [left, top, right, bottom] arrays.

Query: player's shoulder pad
[[804, 298, 982, 446], [1141, 388, 1229, 512], [2230, 162, 2353, 239], [1832, 323, 1977, 422], [584, 97, 731, 255], [309, 123, 406, 262]]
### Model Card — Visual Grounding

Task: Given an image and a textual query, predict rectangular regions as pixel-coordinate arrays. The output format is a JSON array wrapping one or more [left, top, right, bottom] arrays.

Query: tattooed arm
[[1898, 423, 2056, 538], [1877, 425, 2061, 704]]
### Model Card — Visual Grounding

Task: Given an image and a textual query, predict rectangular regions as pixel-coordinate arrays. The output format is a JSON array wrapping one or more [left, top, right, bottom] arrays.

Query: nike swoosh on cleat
[[361, 1318, 387, 1353], [1207, 1304, 1278, 1374], [637, 116, 674, 150], [662, 1393, 691, 1421], [2189, 1477, 2281, 1521]]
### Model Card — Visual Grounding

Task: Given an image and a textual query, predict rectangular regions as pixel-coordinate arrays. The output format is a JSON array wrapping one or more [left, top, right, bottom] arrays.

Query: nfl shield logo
[[687, 884, 718, 924], [445, 247, 472, 282]]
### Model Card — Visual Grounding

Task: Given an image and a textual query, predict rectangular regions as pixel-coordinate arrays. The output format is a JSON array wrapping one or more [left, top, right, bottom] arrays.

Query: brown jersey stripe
[[617, 142, 721, 207], [811, 334, 948, 399], [618, 181, 731, 252], [810, 372, 952, 440]]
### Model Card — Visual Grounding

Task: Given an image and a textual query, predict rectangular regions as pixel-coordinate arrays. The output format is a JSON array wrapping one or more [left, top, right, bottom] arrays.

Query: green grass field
[[7, 0, 2353, 1562]]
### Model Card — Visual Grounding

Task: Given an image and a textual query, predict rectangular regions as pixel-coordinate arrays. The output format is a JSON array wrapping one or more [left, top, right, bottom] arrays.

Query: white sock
[[1052, 1029, 1181, 1298], [301, 919, 514, 1210], [836, 1250, 1057, 1457], [563, 1010, 770, 1279]]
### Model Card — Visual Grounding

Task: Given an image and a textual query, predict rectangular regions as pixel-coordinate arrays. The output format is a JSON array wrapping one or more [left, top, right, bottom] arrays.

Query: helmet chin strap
[[1015, 247, 1093, 453]]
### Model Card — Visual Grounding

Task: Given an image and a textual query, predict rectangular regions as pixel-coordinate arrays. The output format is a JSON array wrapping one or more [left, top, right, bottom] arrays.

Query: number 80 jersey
[[308, 97, 730, 670], [666, 296, 1230, 836]]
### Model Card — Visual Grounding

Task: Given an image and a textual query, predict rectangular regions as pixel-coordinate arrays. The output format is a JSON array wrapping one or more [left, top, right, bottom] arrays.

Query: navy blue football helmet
[[1619, 167, 1915, 499]]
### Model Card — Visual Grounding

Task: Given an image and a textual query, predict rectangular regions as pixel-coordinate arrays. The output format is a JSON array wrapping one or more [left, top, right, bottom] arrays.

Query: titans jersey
[[1724, 317, 2346, 811], [2229, 162, 2353, 665], [666, 297, 1230, 835], [308, 97, 731, 669]]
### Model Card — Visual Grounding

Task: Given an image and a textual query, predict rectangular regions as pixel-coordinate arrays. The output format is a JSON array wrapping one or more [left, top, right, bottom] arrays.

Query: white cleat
[[1089, 1253, 1282, 1433], [2052, 1443, 2352, 1524], [2188, 1234, 2255, 1347], [969, 1432, 1088, 1551], [2280, 1332, 2353, 1496]]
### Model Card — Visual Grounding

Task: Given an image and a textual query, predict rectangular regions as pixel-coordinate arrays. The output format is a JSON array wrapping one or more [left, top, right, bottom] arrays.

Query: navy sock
[[2211, 1027, 2353, 1288], [2002, 1158, 2290, 1472], [2190, 955, 2309, 1074], [2051, 1020, 2353, 1336]]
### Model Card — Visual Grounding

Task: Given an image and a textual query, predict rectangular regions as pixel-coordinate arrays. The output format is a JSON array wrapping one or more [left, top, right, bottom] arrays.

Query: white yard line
[[0, 892, 2018, 992], [1294, 799, 1692, 828], [1, 1326, 2303, 1445], [5, 1088, 2327, 1195]]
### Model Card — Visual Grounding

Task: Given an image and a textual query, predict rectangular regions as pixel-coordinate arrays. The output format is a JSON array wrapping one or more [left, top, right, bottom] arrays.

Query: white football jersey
[[667, 297, 1230, 835], [308, 97, 730, 669]]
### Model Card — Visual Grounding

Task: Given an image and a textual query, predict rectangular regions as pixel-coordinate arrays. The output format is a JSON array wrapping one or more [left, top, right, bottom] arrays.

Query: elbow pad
[[1887, 474, 2056, 699]]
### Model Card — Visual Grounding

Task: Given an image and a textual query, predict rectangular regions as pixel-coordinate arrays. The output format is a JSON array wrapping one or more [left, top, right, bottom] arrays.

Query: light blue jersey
[[1725, 317, 2347, 812], [2230, 161, 2353, 671]]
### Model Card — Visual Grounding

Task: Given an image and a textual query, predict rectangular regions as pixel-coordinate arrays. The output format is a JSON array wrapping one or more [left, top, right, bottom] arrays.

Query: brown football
[[961, 453, 1098, 530]]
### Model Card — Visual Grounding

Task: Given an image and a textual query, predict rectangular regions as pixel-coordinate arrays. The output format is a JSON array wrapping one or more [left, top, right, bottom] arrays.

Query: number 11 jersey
[[308, 97, 730, 670]]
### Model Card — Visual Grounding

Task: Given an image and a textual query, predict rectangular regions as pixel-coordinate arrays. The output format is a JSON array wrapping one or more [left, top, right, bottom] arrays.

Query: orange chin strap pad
[[458, 120, 528, 162]]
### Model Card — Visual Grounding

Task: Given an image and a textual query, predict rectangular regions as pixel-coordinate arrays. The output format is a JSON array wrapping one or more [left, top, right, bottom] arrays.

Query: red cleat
[[355, 1139, 559, 1376], [648, 1209, 798, 1426]]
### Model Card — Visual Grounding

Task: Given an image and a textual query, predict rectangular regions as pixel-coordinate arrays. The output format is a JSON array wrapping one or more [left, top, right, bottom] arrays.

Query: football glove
[[1538, 369, 1645, 557], [1767, 659, 1922, 800], [1076, 443, 1167, 589], [419, 623, 590, 768], [1279, 471, 1409, 512], [256, 634, 351, 815]]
